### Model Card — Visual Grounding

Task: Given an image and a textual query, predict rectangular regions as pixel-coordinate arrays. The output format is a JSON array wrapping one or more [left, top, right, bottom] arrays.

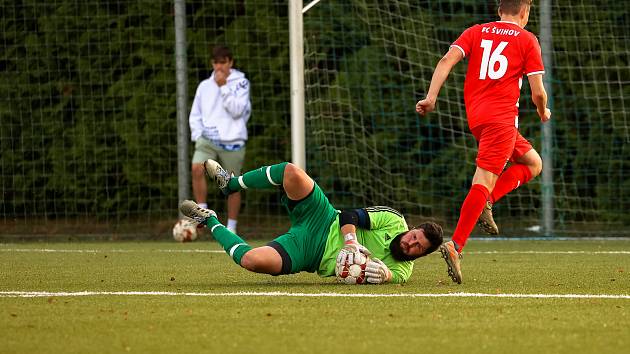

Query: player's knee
[[530, 155, 543, 177]]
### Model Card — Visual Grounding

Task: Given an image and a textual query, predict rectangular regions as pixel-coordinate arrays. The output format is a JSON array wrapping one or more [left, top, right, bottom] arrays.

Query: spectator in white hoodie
[[189, 45, 251, 233]]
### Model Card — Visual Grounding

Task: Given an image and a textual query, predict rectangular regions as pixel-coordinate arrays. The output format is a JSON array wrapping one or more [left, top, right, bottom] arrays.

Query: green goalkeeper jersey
[[317, 207, 413, 284]]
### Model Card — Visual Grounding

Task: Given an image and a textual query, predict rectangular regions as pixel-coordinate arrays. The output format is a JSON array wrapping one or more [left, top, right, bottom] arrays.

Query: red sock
[[490, 164, 532, 203], [451, 184, 490, 251]]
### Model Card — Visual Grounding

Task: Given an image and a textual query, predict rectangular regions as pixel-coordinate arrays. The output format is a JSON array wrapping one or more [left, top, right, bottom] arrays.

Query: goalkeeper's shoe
[[439, 241, 463, 284], [179, 200, 217, 225], [203, 159, 233, 195], [477, 201, 499, 235]]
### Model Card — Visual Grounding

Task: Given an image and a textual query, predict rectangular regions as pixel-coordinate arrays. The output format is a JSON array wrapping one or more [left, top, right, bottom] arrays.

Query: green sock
[[227, 162, 288, 192], [206, 217, 252, 265]]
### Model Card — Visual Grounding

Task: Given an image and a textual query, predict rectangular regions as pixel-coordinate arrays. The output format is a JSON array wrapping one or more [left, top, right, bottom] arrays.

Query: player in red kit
[[416, 0, 551, 283]]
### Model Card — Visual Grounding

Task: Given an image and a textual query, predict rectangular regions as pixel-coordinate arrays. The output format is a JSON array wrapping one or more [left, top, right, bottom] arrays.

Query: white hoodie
[[189, 68, 251, 145]]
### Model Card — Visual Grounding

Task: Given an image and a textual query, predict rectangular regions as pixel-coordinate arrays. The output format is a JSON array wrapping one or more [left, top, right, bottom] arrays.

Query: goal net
[[1, 0, 628, 238], [302, 0, 630, 236], [0, 1, 292, 237]]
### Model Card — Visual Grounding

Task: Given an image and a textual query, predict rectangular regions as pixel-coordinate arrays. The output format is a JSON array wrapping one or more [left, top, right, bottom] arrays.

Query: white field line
[[0, 290, 628, 299], [1, 248, 629, 255]]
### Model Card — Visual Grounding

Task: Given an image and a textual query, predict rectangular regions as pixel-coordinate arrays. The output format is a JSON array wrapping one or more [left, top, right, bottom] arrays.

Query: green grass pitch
[[1, 239, 629, 354]]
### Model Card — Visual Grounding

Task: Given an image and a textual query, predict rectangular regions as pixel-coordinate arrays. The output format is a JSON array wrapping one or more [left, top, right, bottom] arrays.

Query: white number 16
[[479, 39, 508, 79]]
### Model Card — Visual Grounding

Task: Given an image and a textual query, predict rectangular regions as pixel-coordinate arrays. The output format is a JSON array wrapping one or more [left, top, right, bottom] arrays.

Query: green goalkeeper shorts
[[268, 182, 338, 274]]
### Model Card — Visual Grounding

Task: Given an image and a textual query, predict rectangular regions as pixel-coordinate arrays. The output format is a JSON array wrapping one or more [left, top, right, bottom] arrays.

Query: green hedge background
[[1, 0, 628, 237]]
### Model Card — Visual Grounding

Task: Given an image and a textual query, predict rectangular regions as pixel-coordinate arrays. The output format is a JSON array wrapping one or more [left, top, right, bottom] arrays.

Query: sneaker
[[179, 200, 217, 225], [477, 201, 499, 235], [439, 241, 463, 284], [203, 159, 233, 195]]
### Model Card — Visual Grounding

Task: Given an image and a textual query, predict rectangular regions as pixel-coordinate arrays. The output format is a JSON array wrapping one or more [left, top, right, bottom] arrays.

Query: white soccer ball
[[172, 218, 199, 242], [335, 253, 369, 284]]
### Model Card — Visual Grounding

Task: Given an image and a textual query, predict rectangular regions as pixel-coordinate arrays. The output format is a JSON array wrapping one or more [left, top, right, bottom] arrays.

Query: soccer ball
[[172, 218, 199, 242], [335, 253, 369, 284]]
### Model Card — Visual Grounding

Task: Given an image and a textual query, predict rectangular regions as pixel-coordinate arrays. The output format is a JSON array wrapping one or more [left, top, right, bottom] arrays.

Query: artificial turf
[[1, 240, 628, 354]]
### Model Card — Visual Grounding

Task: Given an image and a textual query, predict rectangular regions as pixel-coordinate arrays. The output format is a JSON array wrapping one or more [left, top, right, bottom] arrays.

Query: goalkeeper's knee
[[239, 249, 280, 274], [230, 243, 252, 265]]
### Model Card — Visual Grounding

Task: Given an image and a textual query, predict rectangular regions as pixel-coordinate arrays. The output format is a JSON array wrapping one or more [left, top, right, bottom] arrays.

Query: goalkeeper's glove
[[365, 258, 392, 284], [336, 233, 371, 265]]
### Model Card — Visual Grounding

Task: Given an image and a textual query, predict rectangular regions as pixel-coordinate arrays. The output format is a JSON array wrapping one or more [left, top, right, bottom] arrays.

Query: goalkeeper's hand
[[336, 240, 371, 266], [365, 258, 392, 284]]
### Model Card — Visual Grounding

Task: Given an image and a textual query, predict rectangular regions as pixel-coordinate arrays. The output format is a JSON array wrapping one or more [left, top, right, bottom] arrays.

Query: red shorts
[[471, 124, 533, 175]]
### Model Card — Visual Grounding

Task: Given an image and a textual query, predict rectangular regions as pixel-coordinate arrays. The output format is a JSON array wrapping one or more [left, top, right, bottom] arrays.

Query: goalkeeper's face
[[389, 229, 431, 261]]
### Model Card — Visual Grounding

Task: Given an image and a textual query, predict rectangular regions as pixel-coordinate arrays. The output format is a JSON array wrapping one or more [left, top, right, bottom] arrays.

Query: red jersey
[[451, 21, 544, 129]]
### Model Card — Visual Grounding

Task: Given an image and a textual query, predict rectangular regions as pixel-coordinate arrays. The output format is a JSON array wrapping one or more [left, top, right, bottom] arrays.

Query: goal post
[[289, 0, 306, 170], [174, 0, 191, 214], [539, 0, 554, 236]]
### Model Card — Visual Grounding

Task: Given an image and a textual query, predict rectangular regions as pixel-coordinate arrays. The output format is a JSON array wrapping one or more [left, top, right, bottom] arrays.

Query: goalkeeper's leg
[[204, 159, 314, 201], [197, 162, 315, 274], [179, 200, 282, 274], [204, 159, 288, 194]]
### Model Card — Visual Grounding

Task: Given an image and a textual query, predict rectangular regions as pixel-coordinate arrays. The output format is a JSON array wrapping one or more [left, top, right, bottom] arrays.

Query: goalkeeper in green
[[180, 160, 443, 284]]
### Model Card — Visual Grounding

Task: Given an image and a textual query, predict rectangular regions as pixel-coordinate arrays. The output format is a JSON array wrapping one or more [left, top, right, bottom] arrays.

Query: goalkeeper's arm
[[336, 209, 371, 265], [339, 208, 370, 230], [339, 208, 371, 253]]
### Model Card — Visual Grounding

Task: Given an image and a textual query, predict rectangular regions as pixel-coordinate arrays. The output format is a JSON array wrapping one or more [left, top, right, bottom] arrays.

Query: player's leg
[[452, 124, 511, 250], [191, 137, 218, 209], [451, 166, 498, 250], [441, 124, 513, 284], [478, 135, 540, 234], [475, 164, 502, 235], [441, 166, 497, 284], [216, 146, 246, 233], [179, 200, 282, 274], [490, 142, 541, 204]]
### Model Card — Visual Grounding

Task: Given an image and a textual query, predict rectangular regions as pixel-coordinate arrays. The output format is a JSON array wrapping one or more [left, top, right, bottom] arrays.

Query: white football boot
[[203, 159, 233, 195], [179, 200, 217, 225]]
